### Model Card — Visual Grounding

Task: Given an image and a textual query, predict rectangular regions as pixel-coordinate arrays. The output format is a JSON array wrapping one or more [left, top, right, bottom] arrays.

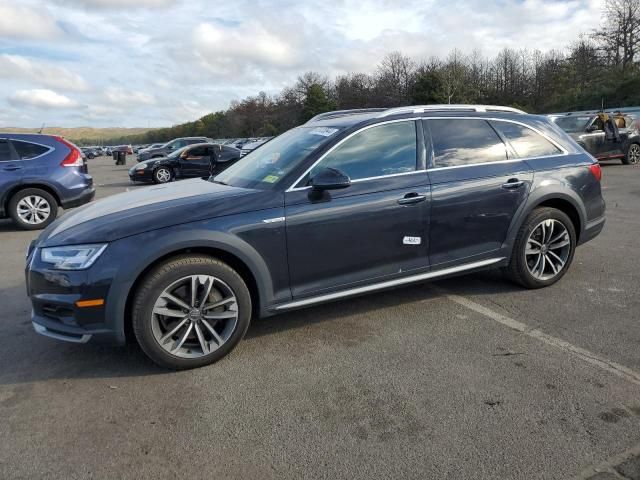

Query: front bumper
[[26, 247, 126, 346], [128, 168, 153, 183]]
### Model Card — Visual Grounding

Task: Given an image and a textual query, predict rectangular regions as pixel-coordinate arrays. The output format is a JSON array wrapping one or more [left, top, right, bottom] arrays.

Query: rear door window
[[428, 119, 507, 168], [12, 140, 48, 159], [0, 140, 12, 161], [491, 121, 562, 158]]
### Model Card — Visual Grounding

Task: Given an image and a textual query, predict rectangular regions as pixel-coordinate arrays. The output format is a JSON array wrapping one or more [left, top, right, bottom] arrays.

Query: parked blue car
[[0, 134, 95, 230], [26, 105, 605, 369]]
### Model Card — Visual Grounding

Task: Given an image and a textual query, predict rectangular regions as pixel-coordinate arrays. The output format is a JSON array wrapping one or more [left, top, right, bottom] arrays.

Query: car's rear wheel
[[132, 255, 251, 369], [505, 207, 576, 289], [8, 188, 58, 230], [153, 167, 172, 184], [623, 143, 640, 165]]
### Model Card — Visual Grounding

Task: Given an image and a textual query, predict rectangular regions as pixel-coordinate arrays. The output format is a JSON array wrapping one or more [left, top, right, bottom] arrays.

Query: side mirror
[[586, 125, 599, 132], [167, 145, 175, 150], [309, 167, 351, 191]]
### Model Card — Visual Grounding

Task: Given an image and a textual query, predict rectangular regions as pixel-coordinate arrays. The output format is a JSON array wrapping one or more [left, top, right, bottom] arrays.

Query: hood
[[38, 179, 280, 246], [133, 157, 167, 168]]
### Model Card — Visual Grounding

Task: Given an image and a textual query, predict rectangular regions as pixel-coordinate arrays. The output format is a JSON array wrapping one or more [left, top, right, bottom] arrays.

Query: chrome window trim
[[285, 116, 569, 192], [0, 139, 54, 163], [286, 118, 419, 192]]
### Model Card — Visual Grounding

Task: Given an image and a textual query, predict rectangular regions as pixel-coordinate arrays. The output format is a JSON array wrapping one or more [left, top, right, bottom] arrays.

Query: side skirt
[[273, 257, 505, 311]]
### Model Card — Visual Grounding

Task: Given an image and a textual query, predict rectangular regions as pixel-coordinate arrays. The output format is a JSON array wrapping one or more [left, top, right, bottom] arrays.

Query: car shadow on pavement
[[247, 269, 520, 340], [0, 270, 518, 385]]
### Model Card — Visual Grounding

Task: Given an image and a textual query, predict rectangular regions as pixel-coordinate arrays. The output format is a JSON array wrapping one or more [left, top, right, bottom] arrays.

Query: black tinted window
[[186, 146, 207, 157], [12, 140, 48, 159], [429, 119, 507, 167], [312, 121, 417, 181], [0, 140, 11, 161], [492, 121, 561, 158]]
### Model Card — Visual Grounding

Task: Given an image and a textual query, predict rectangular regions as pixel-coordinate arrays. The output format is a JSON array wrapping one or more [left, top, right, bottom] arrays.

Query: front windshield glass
[[552, 116, 592, 133], [214, 126, 342, 189]]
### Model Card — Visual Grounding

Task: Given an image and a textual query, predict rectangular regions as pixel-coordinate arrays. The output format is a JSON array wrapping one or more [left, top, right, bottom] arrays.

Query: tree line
[[94, 0, 640, 146]]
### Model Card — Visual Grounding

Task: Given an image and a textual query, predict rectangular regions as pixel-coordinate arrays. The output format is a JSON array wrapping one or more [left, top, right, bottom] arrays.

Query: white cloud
[[192, 21, 299, 77], [0, 4, 64, 40], [8, 89, 80, 109], [0, 55, 89, 92], [103, 87, 156, 106], [53, 0, 175, 8], [0, 0, 606, 127]]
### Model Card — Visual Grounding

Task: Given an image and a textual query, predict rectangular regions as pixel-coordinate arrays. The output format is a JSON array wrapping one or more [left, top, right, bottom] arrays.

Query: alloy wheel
[[525, 219, 571, 281], [156, 168, 171, 183], [16, 195, 51, 225], [150, 275, 239, 358], [628, 144, 640, 164]]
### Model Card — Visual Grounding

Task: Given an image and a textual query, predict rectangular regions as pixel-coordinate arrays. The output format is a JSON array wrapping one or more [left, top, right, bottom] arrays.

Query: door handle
[[501, 179, 524, 190], [397, 193, 427, 205], [3, 165, 22, 171]]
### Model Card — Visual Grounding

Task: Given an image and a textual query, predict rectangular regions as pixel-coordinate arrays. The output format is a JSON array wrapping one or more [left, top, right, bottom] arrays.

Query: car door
[[582, 117, 609, 158], [212, 146, 240, 175], [285, 120, 431, 298], [178, 145, 211, 178], [0, 139, 23, 202], [425, 118, 534, 268]]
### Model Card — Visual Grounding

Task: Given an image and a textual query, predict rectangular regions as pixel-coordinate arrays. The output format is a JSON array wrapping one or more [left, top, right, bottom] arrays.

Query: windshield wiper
[[210, 179, 228, 186]]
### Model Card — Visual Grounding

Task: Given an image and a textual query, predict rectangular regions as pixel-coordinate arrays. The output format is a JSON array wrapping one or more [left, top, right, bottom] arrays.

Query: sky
[[0, 0, 603, 128]]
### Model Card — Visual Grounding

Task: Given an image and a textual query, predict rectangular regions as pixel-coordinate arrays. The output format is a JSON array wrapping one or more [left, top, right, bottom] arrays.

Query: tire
[[504, 207, 576, 289], [8, 188, 58, 230], [153, 167, 172, 184], [623, 143, 640, 165], [132, 255, 252, 370]]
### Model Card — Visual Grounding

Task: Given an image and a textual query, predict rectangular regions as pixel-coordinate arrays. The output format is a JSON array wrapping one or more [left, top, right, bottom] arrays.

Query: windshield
[[214, 126, 342, 189], [552, 116, 592, 133]]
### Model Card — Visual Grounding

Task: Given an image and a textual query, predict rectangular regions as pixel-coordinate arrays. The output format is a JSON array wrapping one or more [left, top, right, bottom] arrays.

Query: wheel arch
[[3, 182, 62, 213], [504, 188, 586, 253], [118, 241, 265, 343]]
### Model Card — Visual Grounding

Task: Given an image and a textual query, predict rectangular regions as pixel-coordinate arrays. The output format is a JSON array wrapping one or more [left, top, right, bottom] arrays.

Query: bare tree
[[594, 0, 640, 69]]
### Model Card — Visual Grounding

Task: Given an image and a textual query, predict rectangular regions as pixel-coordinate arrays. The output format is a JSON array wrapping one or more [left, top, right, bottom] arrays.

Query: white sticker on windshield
[[309, 127, 338, 137]]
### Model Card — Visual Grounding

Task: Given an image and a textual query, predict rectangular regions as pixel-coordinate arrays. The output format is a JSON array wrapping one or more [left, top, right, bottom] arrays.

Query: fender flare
[[103, 229, 276, 343], [502, 185, 587, 252]]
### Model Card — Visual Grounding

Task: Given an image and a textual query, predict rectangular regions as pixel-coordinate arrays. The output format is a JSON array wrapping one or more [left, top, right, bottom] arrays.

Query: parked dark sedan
[[26, 105, 605, 369], [129, 143, 241, 184], [551, 111, 640, 164]]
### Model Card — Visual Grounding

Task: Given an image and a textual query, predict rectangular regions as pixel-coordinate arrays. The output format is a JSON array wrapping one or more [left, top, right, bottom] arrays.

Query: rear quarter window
[[12, 140, 49, 159], [491, 121, 562, 158]]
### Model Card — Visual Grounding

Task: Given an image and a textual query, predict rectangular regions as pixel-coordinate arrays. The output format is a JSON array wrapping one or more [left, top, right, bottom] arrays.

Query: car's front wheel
[[505, 207, 576, 289], [623, 143, 640, 165], [132, 255, 252, 369], [9, 188, 58, 230], [153, 167, 172, 184]]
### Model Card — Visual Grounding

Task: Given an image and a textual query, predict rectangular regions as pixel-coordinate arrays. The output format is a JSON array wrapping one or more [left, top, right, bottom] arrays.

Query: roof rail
[[305, 108, 388, 124], [376, 104, 526, 118]]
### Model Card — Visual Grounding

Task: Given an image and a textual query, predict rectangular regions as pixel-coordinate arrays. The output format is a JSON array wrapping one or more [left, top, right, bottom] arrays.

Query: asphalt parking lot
[[1, 157, 639, 480]]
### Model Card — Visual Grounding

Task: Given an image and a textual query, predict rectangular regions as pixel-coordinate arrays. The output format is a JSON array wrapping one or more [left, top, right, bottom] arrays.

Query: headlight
[[41, 244, 108, 270], [134, 162, 148, 170]]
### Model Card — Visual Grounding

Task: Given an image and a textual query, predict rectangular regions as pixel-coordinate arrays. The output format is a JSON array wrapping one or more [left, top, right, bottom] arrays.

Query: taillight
[[55, 136, 83, 167], [589, 163, 602, 182]]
